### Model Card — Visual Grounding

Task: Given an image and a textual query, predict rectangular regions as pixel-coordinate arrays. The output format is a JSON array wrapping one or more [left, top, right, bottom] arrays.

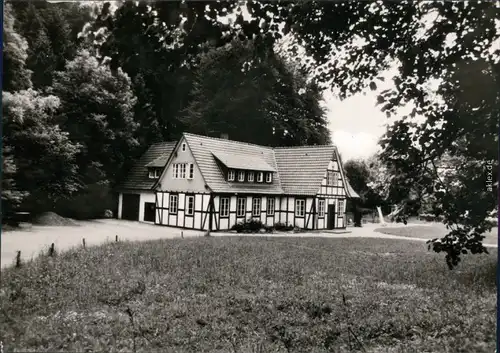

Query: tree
[[9, 0, 94, 88], [3, 3, 32, 91], [50, 49, 139, 188], [182, 39, 330, 146], [2, 90, 81, 213]]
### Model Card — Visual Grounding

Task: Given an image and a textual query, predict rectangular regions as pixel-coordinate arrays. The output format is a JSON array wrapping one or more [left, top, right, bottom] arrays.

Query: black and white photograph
[[1, 0, 498, 352]]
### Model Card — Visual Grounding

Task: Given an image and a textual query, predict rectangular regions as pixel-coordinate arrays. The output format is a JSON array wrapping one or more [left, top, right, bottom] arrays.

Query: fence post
[[49, 243, 55, 257], [16, 251, 21, 268], [115, 235, 118, 243], [82, 238, 86, 249], [181, 231, 184, 239]]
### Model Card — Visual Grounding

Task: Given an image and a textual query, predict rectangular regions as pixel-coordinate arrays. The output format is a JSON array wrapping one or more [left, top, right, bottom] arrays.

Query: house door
[[122, 194, 140, 221], [327, 204, 336, 230], [144, 202, 156, 222]]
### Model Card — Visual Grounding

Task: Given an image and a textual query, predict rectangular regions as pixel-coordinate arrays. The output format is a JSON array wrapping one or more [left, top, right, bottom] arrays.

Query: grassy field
[[0, 236, 496, 353], [374, 224, 498, 245]]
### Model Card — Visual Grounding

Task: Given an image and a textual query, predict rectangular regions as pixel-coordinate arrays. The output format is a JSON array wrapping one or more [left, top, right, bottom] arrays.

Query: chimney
[[220, 133, 229, 140]]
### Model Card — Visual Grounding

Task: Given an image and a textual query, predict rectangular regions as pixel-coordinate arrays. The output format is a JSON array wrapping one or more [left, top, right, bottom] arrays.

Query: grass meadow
[[374, 225, 498, 245], [0, 236, 497, 352]]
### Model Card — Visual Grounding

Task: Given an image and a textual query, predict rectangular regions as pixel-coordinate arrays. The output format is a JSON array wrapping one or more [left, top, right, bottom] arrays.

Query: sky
[[323, 90, 387, 162]]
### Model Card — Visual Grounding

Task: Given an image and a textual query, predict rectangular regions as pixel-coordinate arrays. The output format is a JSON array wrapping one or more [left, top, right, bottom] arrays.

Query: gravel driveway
[[2, 220, 496, 268]]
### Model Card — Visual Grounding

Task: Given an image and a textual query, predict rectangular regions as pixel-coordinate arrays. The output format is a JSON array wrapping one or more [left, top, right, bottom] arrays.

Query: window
[[238, 171, 245, 182], [252, 198, 261, 216], [188, 163, 194, 179], [327, 171, 339, 186], [181, 143, 186, 152], [169, 194, 178, 214], [295, 199, 305, 217], [173, 163, 193, 179], [248, 172, 254, 182], [228, 170, 235, 181], [338, 200, 345, 213], [266, 172, 272, 183], [172, 164, 180, 179], [318, 199, 325, 218], [148, 168, 160, 179], [267, 197, 275, 216], [257, 172, 264, 183], [186, 195, 194, 216], [237, 198, 246, 217], [220, 197, 229, 217], [326, 171, 334, 185]]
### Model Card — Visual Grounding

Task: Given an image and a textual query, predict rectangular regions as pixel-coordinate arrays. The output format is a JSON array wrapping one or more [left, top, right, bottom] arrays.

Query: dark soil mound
[[32, 212, 79, 226]]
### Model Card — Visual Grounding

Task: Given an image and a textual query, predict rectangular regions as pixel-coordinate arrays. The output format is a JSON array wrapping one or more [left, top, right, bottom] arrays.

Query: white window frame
[[180, 163, 186, 179], [295, 199, 305, 217], [186, 195, 194, 216], [228, 170, 235, 181], [248, 172, 254, 182], [188, 163, 194, 179], [338, 199, 345, 213], [172, 164, 179, 179], [267, 197, 275, 216], [169, 194, 178, 214], [237, 198, 246, 217], [257, 172, 264, 183], [252, 197, 261, 217], [266, 172, 272, 183], [148, 169, 160, 179], [181, 143, 186, 152], [220, 197, 230, 217], [238, 171, 245, 182], [326, 171, 334, 186], [318, 199, 325, 218]]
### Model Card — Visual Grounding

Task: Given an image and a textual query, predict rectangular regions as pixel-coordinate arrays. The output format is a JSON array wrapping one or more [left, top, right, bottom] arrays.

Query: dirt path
[[1, 220, 496, 268]]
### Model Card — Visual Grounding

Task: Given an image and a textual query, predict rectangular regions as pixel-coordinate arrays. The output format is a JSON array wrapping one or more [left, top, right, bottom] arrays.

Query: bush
[[231, 219, 270, 233], [273, 222, 294, 231]]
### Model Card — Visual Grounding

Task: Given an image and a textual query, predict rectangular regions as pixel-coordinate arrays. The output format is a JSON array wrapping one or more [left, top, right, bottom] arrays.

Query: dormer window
[[257, 172, 263, 183], [266, 172, 272, 183], [228, 170, 235, 181], [238, 171, 245, 182], [248, 172, 254, 182], [148, 168, 161, 179]]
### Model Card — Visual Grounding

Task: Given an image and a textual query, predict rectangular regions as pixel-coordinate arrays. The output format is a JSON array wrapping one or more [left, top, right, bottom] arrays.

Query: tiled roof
[[273, 145, 337, 195], [119, 141, 177, 191], [212, 151, 276, 172], [123, 133, 360, 198], [146, 154, 170, 168], [184, 133, 284, 194]]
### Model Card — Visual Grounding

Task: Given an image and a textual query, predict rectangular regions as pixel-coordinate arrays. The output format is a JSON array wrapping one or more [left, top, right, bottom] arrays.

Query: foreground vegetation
[[1, 237, 496, 352]]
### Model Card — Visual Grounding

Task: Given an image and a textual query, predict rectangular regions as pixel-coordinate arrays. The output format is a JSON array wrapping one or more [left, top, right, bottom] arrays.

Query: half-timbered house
[[117, 133, 359, 231]]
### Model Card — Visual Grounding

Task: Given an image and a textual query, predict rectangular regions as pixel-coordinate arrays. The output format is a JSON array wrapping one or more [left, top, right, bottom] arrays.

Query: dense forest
[[2, 0, 498, 266]]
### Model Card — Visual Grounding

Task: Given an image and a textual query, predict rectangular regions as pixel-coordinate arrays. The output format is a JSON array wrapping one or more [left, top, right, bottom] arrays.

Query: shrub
[[231, 219, 268, 233], [273, 222, 294, 231]]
